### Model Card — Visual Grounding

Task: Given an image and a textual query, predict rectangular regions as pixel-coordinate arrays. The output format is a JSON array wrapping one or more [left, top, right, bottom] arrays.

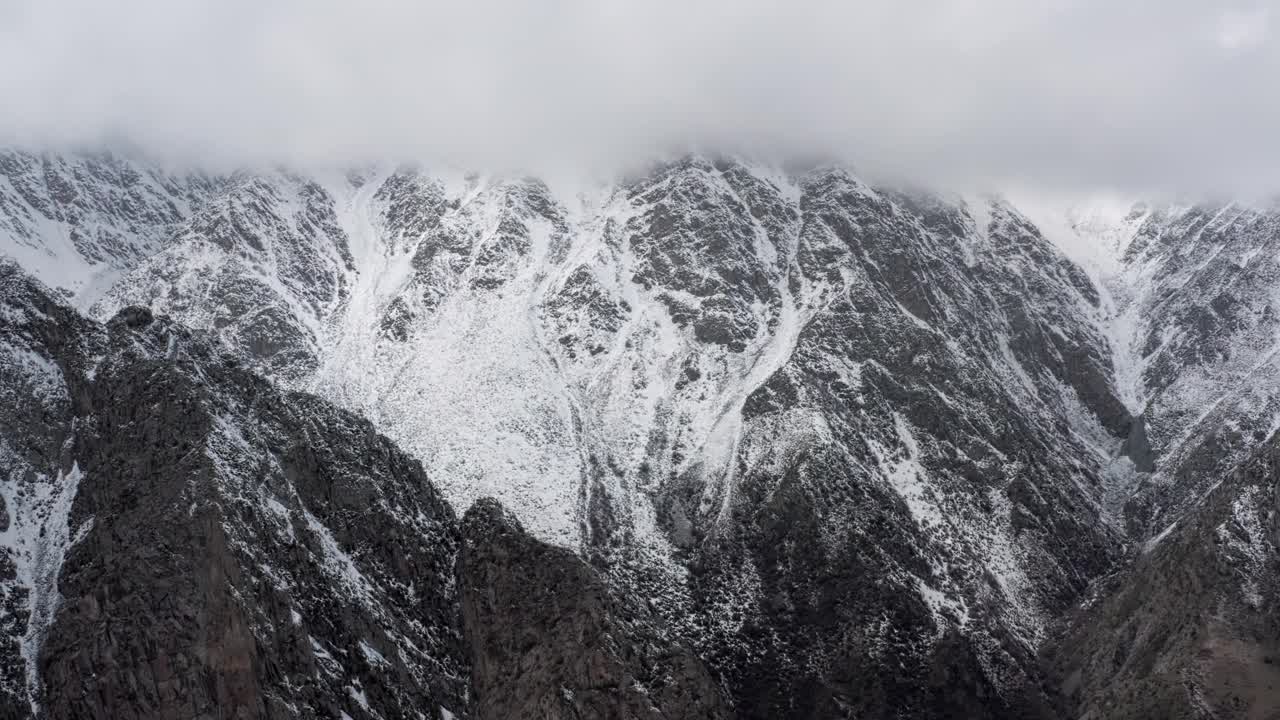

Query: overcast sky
[[0, 0, 1276, 192]]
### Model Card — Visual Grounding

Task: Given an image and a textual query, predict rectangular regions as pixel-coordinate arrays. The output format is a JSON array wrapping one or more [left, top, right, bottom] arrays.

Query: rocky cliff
[[3, 148, 1280, 718]]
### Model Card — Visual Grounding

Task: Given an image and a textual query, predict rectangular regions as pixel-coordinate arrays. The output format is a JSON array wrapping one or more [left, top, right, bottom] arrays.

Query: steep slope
[[1047, 427, 1280, 720], [0, 149, 218, 309], [0, 259, 102, 718], [9, 146, 1280, 718], [0, 261, 469, 718], [1, 260, 739, 719], [100, 170, 355, 384], [72, 155, 1143, 716], [458, 499, 729, 720], [1016, 197, 1280, 718], [668, 176, 1133, 718], [1029, 198, 1280, 537], [1118, 202, 1280, 537]]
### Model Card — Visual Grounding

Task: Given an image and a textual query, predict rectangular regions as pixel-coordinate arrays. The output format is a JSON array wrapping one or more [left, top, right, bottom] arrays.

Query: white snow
[[347, 685, 370, 712], [309, 174, 590, 546], [302, 508, 376, 604], [866, 414, 943, 530], [704, 266, 807, 524], [917, 577, 970, 633], [301, 162, 816, 552], [0, 157, 199, 310], [0, 451, 85, 715], [1007, 190, 1151, 414], [1214, 486, 1268, 609], [359, 639, 388, 666], [1144, 520, 1179, 552], [0, 344, 64, 402], [309, 636, 341, 677], [981, 487, 1047, 645]]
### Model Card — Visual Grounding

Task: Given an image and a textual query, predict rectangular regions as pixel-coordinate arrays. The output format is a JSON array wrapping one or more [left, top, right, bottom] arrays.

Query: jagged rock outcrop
[[1, 260, 745, 720], [458, 498, 729, 720], [1, 263, 469, 719], [99, 172, 355, 384], [0, 259, 103, 718], [0, 149, 220, 308]]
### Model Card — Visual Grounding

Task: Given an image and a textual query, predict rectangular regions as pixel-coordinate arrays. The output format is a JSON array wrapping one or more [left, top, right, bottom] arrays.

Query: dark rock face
[[1120, 414, 1155, 473], [1047, 433, 1280, 720], [2, 262, 737, 720], [458, 499, 729, 720], [0, 260, 105, 718], [108, 304, 153, 329], [658, 177, 1126, 719], [625, 157, 784, 352], [1, 265, 468, 719]]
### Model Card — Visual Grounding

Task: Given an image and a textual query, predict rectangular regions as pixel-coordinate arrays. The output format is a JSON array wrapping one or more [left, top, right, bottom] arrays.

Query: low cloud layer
[[1, 0, 1277, 191]]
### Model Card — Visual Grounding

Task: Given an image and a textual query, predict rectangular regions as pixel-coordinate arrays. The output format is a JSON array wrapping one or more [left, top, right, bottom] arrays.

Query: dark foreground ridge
[[0, 263, 728, 719], [459, 498, 730, 719]]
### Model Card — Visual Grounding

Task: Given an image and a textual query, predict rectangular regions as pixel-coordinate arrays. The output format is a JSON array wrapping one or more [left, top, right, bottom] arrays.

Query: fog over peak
[[1, 0, 1276, 193]]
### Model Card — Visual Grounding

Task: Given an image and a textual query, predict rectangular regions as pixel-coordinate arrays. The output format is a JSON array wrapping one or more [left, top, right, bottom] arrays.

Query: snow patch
[[302, 508, 377, 605], [359, 639, 388, 666], [866, 414, 943, 530], [0, 456, 85, 715], [1144, 520, 1178, 553], [1214, 486, 1269, 609], [917, 578, 970, 633]]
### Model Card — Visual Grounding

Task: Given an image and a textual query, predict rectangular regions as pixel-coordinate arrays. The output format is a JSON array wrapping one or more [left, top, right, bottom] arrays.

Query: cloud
[[1217, 8, 1270, 51], [0, 0, 1277, 192]]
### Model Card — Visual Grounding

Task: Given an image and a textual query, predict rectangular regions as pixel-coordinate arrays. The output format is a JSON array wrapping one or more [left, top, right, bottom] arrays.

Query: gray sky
[[1, 0, 1277, 192]]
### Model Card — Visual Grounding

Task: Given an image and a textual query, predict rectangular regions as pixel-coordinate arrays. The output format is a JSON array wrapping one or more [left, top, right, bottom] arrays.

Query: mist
[[1, 0, 1277, 193]]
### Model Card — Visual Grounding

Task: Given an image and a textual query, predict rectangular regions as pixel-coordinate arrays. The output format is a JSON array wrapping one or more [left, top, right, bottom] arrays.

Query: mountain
[[1047, 428, 1280, 719], [1024, 197, 1280, 719], [0, 150, 220, 310], [2, 148, 1279, 718], [0, 259, 726, 719], [0, 260, 471, 717]]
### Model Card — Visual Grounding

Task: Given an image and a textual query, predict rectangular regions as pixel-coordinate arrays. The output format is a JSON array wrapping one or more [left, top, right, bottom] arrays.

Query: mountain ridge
[[2, 147, 1279, 718]]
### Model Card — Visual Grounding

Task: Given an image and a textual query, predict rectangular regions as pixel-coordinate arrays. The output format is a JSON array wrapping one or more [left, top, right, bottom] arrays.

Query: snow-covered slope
[[1024, 196, 1280, 537], [1018, 195, 1280, 718], [100, 170, 354, 384], [0, 150, 219, 310], [78, 154, 1142, 716], [7, 147, 1280, 718]]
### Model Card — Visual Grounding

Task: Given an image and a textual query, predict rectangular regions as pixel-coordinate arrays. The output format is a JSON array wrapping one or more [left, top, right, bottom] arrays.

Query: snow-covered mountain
[[0, 260, 726, 719], [0, 150, 220, 310], [2, 148, 1279, 719], [1056, 199, 1280, 533]]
